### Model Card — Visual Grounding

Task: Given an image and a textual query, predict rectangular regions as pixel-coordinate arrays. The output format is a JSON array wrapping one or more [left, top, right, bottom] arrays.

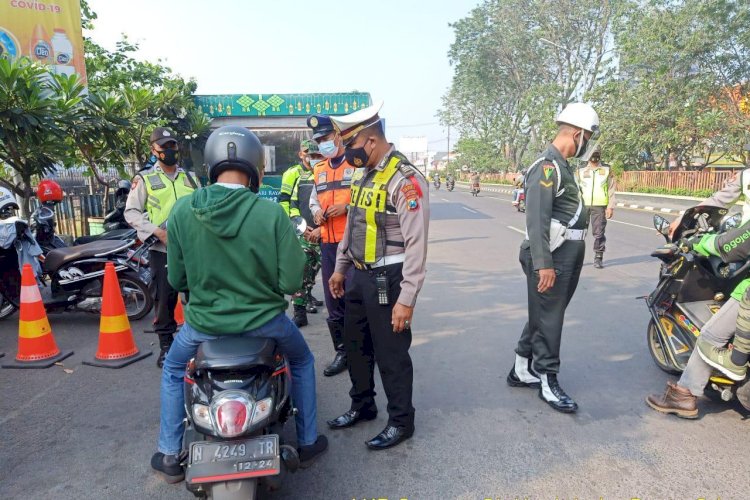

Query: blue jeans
[[157, 313, 318, 455]]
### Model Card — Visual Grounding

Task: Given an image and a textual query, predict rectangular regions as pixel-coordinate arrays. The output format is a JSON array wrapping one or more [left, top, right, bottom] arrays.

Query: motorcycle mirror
[[653, 214, 670, 236], [721, 213, 742, 232], [291, 216, 307, 237]]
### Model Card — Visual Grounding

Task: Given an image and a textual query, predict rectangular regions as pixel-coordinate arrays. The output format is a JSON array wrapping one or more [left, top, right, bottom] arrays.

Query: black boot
[[293, 305, 308, 327], [157, 334, 174, 369], [594, 252, 604, 269], [307, 291, 324, 307], [539, 373, 578, 413], [306, 302, 318, 314], [324, 320, 347, 377]]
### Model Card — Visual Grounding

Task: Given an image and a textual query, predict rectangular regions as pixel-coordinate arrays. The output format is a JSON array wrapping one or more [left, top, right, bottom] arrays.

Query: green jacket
[[693, 221, 750, 300], [279, 164, 304, 216], [167, 184, 305, 334]]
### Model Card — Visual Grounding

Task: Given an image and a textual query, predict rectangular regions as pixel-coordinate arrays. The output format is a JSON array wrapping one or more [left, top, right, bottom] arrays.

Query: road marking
[[660, 208, 672, 213], [629, 204, 640, 208], [441, 198, 450, 202], [507, 225, 526, 235], [644, 206, 654, 210], [609, 219, 654, 230], [462, 206, 478, 214]]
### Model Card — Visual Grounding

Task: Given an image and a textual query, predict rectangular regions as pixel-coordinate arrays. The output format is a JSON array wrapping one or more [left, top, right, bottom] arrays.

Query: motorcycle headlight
[[250, 397, 273, 426], [210, 391, 254, 438]]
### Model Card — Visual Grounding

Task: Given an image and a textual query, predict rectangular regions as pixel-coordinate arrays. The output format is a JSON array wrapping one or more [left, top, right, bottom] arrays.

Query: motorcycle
[[0, 216, 154, 321], [646, 205, 750, 407], [471, 184, 480, 197], [516, 189, 526, 212], [182, 219, 309, 499], [433, 178, 441, 190], [446, 179, 455, 192], [74, 203, 134, 245]]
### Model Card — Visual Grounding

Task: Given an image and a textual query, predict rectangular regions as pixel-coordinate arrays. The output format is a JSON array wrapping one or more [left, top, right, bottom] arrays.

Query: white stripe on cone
[[20, 284, 42, 304]]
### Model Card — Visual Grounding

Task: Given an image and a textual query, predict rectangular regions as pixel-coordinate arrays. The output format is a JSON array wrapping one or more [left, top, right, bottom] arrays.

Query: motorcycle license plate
[[186, 435, 280, 484]]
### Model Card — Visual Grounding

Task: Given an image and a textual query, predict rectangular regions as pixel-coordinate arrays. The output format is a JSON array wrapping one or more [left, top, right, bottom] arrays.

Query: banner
[[0, 0, 87, 85]]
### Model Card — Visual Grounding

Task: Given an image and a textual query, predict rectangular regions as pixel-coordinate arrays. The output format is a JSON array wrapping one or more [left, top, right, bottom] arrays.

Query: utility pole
[[446, 125, 451, 172]]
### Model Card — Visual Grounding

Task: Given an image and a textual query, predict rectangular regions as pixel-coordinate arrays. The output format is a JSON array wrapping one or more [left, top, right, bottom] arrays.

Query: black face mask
[[345, 141, 371, 168], [158, 148, 179, 166], [573, 131, 590, 158]]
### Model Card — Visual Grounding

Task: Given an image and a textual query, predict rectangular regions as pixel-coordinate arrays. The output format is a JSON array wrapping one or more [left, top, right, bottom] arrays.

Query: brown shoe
[[646, 381, 698, 419]]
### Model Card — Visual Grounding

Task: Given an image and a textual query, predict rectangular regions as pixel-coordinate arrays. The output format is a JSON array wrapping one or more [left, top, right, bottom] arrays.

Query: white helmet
[[0, 187, 20, 218], [556, 102, 599, 132]]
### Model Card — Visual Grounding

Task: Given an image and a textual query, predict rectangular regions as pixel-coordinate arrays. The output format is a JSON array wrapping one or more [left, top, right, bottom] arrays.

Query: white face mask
[[318, 139, 339, 158]]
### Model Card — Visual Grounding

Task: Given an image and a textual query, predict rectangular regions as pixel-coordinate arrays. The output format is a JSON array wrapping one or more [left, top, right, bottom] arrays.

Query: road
[[1, 186, 747, 500]]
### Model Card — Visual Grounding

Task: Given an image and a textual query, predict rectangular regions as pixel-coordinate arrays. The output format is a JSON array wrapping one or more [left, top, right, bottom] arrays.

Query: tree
[[0, 58, 67, 215]]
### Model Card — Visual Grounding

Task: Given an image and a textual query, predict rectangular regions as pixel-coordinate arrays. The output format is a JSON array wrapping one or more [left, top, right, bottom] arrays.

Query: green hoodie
[[167, 184, 305, 334]]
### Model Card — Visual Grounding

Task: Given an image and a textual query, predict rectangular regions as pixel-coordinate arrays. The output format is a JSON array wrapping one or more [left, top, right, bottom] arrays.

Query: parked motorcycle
[[75, 180, 133, 245], [646, 205, 750, 407], [0, 217, 154, 321], [182, 218, 309, 499]]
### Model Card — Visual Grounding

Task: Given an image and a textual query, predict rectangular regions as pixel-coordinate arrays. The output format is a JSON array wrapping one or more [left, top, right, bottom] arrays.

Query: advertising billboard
[[0, 0, 87, 84]]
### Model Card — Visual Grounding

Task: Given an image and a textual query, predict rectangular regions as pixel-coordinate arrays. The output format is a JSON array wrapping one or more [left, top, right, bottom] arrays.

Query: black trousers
[[344, 263, 415, 429], [150, 250, 178, 338], [515, 241, 584, 374], [589, 206, 607, 253], [320, 242, 346, 323]]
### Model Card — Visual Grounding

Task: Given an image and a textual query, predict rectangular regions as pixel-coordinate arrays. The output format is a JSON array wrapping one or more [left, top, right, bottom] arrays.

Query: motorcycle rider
[[648, 170, 750, 417], [151, 126, 327, 483], [470, 171, 481, 196], [279, 140, 323, 327], [512, 169, 526, 206], [125, 127, 198, 367]]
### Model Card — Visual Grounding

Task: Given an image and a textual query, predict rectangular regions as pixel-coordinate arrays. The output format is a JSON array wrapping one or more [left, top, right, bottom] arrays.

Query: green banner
[[258, 175, 282, 203], [195, 93, 371, 118]]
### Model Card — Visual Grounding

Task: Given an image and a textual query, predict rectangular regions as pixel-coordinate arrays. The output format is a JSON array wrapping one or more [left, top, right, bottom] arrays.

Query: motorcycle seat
[[74, 229, 136, 246], [44, 240, 132, 273], [195, 337, 278, 371]]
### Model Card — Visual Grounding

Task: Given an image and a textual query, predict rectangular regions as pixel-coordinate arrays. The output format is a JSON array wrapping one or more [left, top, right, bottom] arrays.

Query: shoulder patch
[[543, 166, 554, 179], [401, 183, 420, 211], [398, 163, 416, 178], [540, 180, 554, 188]]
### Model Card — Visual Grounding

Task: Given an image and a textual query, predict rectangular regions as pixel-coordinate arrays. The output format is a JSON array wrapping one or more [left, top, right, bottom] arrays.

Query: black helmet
[[115, 179, 131, 197], [204, 126, 264, 191]]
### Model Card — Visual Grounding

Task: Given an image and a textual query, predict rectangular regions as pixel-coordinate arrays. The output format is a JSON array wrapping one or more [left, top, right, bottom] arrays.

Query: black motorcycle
[[0, 217, 154, 321], [646, 205, 750, 408], [446, 179, 455, 192]]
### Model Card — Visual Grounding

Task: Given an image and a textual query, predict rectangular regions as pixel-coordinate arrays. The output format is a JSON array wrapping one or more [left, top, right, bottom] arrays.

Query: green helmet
[[300, 139, 319, 154]]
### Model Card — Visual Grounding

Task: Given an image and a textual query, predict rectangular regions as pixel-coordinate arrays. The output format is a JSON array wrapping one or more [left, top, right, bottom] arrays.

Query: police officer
[[307, 114, 353, 376], [124, 127, 197, 367], [506, 103, 600, 413], [576, 146, 616, 268], [327, 101, 430, 450], [279, 140, 323, 327]]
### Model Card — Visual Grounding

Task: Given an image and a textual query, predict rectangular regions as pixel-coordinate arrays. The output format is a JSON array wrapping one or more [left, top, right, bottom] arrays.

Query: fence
[[32, 193, 115, 239], [618, 170, 735, 195]]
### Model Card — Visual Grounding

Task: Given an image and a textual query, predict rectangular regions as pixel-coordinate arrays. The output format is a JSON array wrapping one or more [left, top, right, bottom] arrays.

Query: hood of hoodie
[[190, 185, 257, 238]]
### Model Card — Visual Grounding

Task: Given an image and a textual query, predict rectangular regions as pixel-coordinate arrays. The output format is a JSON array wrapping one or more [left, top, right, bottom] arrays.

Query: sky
[[86, 0, 482, 153]]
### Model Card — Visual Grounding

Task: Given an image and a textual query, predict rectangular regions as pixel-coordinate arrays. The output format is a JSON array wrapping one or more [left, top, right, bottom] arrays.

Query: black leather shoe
[[327, 409, 377, 429], [539, 373, 578, 413], [151, 452, 184, 484], [298, 435, 328, 469], [292, 305, 308, 327], [306, 303, 318, 314], [365, 425, 414, 450], [308, 293, 324, 307], [323, 352, 347, 377]]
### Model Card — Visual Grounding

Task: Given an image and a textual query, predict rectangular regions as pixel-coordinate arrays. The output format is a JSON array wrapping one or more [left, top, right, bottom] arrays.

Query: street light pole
[[540, 38, 589, 101]]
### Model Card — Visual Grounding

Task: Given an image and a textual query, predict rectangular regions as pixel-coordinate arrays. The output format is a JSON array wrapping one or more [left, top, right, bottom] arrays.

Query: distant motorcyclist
[[512, 169, 526, 206], [470, 171, 481, 196]]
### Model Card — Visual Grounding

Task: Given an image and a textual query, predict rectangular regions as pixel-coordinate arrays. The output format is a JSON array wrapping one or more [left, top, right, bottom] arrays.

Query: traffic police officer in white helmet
[[506, 102, 600, 414]]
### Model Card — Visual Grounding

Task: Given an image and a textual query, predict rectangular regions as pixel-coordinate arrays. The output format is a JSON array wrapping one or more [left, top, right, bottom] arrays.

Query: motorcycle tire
[[206, 478, 257, 500], [647, 319, 682, 375], [118, 271, 154, 321]]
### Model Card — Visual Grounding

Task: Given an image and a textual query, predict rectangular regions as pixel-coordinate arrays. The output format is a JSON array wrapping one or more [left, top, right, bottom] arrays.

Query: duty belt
[[564, 229, 587, 241], [353, 253, 406, 271]]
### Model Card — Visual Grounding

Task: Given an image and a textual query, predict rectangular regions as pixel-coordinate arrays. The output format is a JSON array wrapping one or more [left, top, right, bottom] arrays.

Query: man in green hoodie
[[151, 126, 328, 484]]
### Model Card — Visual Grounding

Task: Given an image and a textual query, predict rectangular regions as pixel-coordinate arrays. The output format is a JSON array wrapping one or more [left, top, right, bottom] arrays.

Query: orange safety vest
[[313, 158, 354, 243]]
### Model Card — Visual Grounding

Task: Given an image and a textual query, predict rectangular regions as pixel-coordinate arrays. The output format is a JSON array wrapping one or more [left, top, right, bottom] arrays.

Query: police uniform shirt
[[523, 144, 589, 270], [124, 164, 182, 253], [334, 147, 430, 307]]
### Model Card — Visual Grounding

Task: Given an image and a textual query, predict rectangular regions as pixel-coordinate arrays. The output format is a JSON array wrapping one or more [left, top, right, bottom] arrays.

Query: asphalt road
[[1, 187, 748, 500]]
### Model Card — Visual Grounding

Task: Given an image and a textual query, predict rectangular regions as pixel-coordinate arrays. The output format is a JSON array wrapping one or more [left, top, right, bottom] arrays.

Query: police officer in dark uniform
[[327, 101, 430, 450], [506, 103, 600, 413]]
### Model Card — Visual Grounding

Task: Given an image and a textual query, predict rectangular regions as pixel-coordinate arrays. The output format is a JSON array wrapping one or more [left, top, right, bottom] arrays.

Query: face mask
[[574, 131, 589, 158], [319, 140, 339, 158], [309, 158, 322, 168], [158, 148, 179, 166], [345, 141, 371, 168]]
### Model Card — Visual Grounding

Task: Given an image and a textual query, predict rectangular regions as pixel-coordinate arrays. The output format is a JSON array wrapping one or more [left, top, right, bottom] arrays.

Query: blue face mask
[[309, 158, 322, 168], [318, 140, 339, 159]]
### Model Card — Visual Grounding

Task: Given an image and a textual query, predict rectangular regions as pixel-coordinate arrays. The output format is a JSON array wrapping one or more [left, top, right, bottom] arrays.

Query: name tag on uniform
[[318, 172, 327, 185], [343, 168, 354, 180]]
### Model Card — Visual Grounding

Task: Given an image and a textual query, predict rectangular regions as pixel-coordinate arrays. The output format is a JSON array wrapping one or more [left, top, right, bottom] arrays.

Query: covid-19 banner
[[0, 0, 87, 85]]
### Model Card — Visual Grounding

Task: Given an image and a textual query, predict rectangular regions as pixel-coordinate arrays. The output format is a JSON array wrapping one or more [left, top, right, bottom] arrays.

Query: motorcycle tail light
[[251, 397, 273, 426], [192, 404, 211, 428], [210, 391, 253, 438]]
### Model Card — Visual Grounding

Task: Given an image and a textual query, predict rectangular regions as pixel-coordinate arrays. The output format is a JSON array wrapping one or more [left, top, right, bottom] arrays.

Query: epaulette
[[393, 152, 423, 179]]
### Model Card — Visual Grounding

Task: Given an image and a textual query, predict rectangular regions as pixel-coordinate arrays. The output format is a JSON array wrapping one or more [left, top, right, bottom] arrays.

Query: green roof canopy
[[195, 92, 372, 118]]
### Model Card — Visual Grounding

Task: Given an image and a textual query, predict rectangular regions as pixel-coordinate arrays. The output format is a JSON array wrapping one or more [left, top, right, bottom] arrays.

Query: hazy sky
[[86, 0, 481, 152]]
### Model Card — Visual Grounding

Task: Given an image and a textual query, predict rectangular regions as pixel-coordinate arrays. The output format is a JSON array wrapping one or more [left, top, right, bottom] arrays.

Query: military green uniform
[[516, 144, 589, 374], [288, 165, 321, 307]]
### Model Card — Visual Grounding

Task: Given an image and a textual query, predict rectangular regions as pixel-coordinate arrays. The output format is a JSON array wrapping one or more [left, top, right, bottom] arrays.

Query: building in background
[[195, 92, 371, 174]]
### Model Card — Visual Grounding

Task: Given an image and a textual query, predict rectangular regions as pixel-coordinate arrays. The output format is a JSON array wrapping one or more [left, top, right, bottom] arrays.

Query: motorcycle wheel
[[0, 294, 18, 320], [647, 319, 682, 375], [207, 478, 257, 500], [119, 272, 154, 321]]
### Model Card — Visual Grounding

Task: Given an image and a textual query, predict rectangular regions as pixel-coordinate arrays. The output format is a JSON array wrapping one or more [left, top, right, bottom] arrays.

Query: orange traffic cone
[[2, 264, 72, 369], [174, 297, 185, 326], [82, 263, 151, 368]]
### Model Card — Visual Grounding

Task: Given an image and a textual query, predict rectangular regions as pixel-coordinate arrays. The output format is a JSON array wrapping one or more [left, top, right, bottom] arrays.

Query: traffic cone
[[174, 297, 185, 326], [2, 264, 73, 369], [83, 263, 151, 368]]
